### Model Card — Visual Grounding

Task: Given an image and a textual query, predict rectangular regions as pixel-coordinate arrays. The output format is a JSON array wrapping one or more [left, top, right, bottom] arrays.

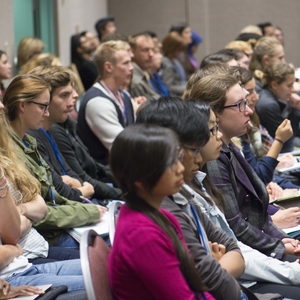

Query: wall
[[56, 0, 107, 66], [108, 0, 300, 66]]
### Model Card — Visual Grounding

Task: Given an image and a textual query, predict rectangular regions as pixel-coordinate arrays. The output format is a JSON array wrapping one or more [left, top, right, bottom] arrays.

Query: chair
[[108, 201, 122, 246], [80, 229, 113, 300]]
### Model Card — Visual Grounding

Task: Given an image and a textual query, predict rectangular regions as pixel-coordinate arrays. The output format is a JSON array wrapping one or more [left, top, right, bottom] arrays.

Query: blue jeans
[[55, 232, 79, 249], [6, 259, 84, 291]]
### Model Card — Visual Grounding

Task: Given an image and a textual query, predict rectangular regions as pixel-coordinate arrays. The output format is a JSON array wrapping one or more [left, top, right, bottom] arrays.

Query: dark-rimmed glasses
[[182, 145, 202, 157], [223, 99, 248, 113], [210, 123, 219, 136], [28, 101, 49, 113]]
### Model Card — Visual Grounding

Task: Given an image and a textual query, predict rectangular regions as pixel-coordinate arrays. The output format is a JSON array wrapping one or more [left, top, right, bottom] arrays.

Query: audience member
[[31, 65, 122, 202], [160, 32, 187, 96], [17, 37, 44, 69], [19, 53, 61, 75], [226, 41, 253, 59], [187, 31, 203, 70], [273, 26, 284, 45], [71, 31, 99, 91], [187, 72, 300, 261], [27, 66, 96, 203], [169, 22, 197, 79], [77, 41, 135, 165], [0, 50, 11, 96], [257, 22, 274, 37], [129, 33, 160, 99], [256, 62, 295, 153], [109, 124, 214, 300], [95, 16, 117, 41], [3, 74, 103, 247], [240, 25, 263, 36], [200, 48, 238, 68], [136, 97, 245, 300]]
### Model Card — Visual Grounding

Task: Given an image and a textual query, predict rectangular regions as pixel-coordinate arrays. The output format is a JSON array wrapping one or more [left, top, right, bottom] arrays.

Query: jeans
[[6, 259, 84, 291], [54, 232, 79, 249]]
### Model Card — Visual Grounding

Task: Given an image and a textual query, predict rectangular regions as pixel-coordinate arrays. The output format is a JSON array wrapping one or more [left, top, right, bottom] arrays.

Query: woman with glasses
[[185, 72, 300, 262], [109, 124, 215, 300]]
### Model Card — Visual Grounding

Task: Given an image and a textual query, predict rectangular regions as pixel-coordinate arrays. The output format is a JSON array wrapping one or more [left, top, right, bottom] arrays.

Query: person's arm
[[49, 124, 123, 200], [0, 175, 21, 244], [86, 98, 124, 150], [17, 194, 47, 223], [207, 159, 287, 259], [34, 190, 101, 230], [169, 206, 241, 300], [0, 244, 23, 271]]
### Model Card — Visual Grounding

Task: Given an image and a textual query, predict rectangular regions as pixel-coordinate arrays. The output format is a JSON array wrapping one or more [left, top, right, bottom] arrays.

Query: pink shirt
[[108, 204, 215, 300]]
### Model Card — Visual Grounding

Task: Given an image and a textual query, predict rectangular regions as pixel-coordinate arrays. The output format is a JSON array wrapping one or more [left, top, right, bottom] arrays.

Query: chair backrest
[[108, 201, 122, 246], [80, 229, 113, 300]]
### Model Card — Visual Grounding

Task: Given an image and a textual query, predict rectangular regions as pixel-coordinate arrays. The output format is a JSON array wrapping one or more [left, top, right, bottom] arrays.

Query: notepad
[[67, 211, 109, 243]]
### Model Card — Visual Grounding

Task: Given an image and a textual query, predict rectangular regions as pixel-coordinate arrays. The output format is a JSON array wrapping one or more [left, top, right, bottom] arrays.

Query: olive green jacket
[[10, 130, 100, 245]]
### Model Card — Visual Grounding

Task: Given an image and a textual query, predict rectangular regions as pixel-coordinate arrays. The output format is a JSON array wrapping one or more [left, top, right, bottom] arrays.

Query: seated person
[[3, 75, 104, 248], [77, 41, 135, 165], [71, 31, 99, 91], [95, 16, 117, 41], [136, 97, 244, 300], [128, 33, 160, 99], [109, 123, 214, 300], [186, 72, 300, 260], [160, 32, 187, 96]]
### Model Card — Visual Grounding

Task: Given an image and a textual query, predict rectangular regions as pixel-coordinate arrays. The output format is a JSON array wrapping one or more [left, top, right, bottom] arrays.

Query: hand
[[271, 207, 300, 228], [274, 119, 293, 143], [132, 96, 147, 113], [0, 283, 44, 299], [78, 182, 94, 198], [283, 238, 300, 255], [96, 205, 108, 219], [209, 241, 226, 262], [267, 182, 284, 202], [288, 93, 300, 109], [276, 153, 295, 170], [61, 175, 82, 188]]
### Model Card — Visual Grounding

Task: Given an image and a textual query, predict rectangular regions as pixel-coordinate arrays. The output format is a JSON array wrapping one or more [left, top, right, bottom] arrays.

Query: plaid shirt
[[207, 141, 288, 259]]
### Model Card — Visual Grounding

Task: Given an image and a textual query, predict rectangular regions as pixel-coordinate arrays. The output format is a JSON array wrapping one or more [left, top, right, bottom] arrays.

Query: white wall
[[56, 0, 107, 66]]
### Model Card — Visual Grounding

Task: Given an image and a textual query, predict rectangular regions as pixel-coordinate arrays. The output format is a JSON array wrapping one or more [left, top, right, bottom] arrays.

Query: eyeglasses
[[182, 145, 202, 157], [223, 99, 249, 113], [209, 123, 219, 136], [28, 101, 49, 113]]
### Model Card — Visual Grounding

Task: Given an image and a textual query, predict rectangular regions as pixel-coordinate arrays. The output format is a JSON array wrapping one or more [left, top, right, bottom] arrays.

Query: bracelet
[[275, 138, 284, 144], [0, 186, 9, 198]]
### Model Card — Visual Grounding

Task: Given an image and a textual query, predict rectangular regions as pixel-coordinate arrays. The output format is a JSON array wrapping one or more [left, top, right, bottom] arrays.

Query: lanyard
[[39, 128, 67, 175], [190, 203, 209, 254], [22, 137, 56, 207], [100, 81, 127, 124]]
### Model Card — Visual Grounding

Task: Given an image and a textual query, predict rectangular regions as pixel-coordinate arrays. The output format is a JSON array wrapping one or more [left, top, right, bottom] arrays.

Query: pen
[[80, 195, 93, 204]]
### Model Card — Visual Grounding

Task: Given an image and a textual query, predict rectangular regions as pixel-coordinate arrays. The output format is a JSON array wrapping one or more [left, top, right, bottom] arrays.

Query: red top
[[108, 204, 215, 300]]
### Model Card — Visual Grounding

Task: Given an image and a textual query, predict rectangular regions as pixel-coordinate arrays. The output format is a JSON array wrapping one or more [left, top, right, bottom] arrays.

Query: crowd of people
[[1, 17, 300, 299]]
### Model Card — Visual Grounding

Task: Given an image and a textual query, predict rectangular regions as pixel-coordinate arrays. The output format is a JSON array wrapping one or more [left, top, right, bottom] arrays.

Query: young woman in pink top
[[109, 124, 215, 300]]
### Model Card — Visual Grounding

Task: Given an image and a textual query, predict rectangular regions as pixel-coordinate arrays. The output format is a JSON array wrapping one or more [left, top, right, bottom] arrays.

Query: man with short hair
[[95, 16, 117, 41], [77, 41, 135, 165], [129, 33, 160, 99]]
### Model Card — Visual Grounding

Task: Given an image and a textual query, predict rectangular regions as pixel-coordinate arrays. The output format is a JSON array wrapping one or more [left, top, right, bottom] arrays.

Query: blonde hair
[[263, 62, 294, 86], [94, 40, 131, 78], [249, 36, 282, 75], [240, 25, 262, 36], [20, 53, 61, 75], [225, 40, 253, 53], [17, 37, 45, 68]]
